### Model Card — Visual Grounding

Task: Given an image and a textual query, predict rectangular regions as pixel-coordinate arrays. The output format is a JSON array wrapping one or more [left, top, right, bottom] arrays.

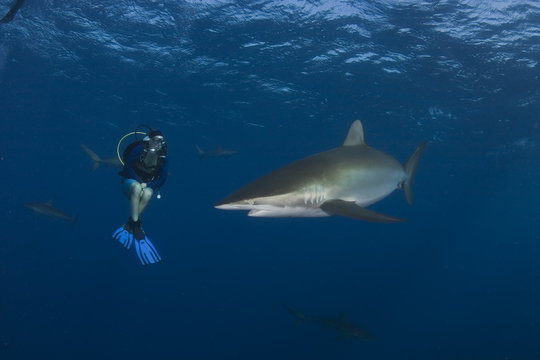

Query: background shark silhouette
[[283, 304, 375, 340], [24, 201, 77, 223]]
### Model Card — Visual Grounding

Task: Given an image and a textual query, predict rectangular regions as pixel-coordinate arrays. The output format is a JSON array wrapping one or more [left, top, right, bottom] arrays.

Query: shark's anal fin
[[320, 199, 405, 223]]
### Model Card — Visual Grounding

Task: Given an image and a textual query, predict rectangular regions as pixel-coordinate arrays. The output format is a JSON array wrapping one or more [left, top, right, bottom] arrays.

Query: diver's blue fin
[[112, 225, 134, 249], [134, 236, 162, 265]]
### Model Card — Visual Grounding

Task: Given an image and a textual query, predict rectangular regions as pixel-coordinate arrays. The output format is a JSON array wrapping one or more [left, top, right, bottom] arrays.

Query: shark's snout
[[214, 199, 252, 210]]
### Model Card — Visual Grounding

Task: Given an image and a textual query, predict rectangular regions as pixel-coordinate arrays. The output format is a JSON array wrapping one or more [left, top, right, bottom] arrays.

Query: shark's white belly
[[229, 167, 407, 218], [247, 205, 328, 217]]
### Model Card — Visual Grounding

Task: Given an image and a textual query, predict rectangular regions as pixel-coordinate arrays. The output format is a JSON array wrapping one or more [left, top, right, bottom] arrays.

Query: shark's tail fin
[[195, 145, 205, 158], [81, 144, 101, 171], [403, 141, 427, 204]]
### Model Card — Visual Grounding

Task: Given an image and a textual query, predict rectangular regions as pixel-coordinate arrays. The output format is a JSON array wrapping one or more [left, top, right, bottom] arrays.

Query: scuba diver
[[112, 127, 168, 265]]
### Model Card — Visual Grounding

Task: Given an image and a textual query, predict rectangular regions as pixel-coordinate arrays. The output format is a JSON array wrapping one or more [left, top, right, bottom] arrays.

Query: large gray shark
[[215, 120, 426, 222]]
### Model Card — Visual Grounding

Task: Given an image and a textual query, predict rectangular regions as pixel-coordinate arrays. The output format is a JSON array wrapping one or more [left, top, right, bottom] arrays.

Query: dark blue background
[[1, 1, 539, 359]]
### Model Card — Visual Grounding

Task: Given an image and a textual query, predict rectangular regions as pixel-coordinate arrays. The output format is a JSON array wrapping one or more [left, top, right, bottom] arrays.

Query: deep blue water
[[1, 1, 540, 359]]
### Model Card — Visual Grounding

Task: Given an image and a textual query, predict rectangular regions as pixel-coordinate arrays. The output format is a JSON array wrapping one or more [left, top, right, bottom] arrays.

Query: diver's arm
[[147, 158, 168, 190], [123, 146, 143, 182]]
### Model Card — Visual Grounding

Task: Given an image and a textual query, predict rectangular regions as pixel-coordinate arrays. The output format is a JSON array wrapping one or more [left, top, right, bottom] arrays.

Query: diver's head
[[143, 130, 165, 153], [141, 129, 166, 169]]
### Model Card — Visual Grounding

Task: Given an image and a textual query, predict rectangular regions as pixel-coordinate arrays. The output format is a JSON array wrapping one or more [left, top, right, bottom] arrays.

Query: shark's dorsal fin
[[343, 120, 365, 146]]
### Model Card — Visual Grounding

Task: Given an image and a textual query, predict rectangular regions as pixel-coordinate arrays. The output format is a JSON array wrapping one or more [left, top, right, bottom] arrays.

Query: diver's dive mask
[[142, 135, 165, 169], [147, 135, 165, 152]]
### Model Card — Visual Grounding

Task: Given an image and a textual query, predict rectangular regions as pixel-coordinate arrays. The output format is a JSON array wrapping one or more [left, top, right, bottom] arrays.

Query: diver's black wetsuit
[[120, 143, 168, 190]]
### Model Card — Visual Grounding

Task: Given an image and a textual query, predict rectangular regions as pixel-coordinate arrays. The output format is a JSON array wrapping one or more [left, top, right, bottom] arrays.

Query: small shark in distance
[[215, 120, 426, 222], [195, 145, 238, 158], [283, 304, 375, 341], [81, 144, 122, 171], [0, 0, 25, 24], [24, 201, 77, 223]]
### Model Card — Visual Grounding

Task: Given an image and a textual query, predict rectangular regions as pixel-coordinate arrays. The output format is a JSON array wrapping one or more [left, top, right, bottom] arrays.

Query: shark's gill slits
[[303, 184, 327, 205]]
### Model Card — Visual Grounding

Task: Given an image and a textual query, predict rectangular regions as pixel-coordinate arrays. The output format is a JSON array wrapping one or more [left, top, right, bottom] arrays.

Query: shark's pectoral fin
[[320, 199, 405, 223]]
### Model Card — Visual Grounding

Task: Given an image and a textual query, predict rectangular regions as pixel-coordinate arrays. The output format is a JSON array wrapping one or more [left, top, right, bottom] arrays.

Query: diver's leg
[[129, 182, 144, 222], [114, 180, 141, 248], [136, 187, 154, 218]]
